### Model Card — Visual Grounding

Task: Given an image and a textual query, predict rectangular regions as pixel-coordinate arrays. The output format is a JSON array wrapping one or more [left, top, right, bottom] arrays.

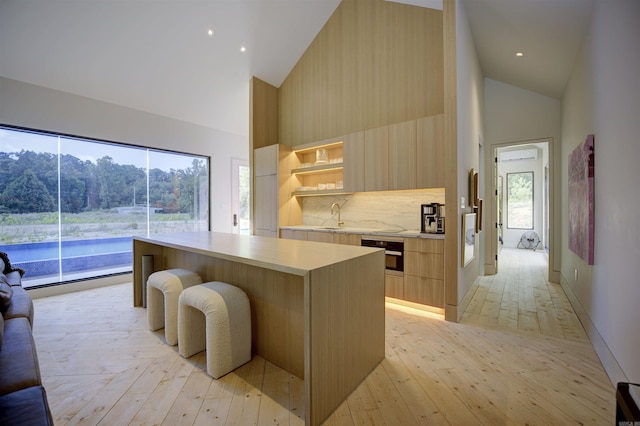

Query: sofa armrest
[[0, 317, 42, 396], [2, 286, 34, 326], [0, 386, 53, 426]]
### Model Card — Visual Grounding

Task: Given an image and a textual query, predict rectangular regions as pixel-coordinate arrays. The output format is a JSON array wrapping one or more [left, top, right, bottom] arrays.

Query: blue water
[[1, 237, 133, 279], [1, 237, 132, 262]]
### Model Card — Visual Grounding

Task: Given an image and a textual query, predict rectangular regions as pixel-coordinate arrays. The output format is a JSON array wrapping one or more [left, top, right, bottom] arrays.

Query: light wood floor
[[31, 248, 615, 425]]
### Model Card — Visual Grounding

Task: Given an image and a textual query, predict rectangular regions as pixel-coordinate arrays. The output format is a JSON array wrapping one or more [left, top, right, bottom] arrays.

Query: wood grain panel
[[280, 229, 308, 241], [364, 126, 389, 191], [404, 237, 444, 254], [385, 273, 404, 299], [443, 0, 458, 320], [404, 275, 445, 307], [404, 251, 444, 279], [389, 120, 417, 190], [343, 131, 365, 192], [279, 0, 444, 146], [417, 114, 445, 188], [306, 231, 334, 243], [333, 232, 361, 246], [306, 252, 385, 425], [250, 77, 279, 150]]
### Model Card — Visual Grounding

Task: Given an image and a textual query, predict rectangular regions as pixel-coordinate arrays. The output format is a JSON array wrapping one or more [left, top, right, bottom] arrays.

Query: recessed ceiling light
[[516, 52, 524, 57], [207, 28, 214, 37], [240, 46, 246, 52]]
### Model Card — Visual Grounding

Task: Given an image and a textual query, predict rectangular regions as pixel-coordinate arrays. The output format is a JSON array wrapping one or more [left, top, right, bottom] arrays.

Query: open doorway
[[231, 158, 250, 234], [487, 139, 552, 280]]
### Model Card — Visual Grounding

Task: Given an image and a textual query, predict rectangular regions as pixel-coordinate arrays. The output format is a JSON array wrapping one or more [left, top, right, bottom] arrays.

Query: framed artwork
[[475, 198, 483, 232], [469, 168, 479, 207], [462, 213, 477, 267], [568, 134, 595, 264]]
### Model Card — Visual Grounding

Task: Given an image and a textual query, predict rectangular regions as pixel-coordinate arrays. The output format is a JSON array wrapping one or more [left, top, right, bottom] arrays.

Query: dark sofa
[[0, 261, 53, 426]]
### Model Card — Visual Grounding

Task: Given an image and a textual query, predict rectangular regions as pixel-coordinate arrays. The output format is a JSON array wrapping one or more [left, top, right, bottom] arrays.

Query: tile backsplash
[[302, 188, 445, 231]]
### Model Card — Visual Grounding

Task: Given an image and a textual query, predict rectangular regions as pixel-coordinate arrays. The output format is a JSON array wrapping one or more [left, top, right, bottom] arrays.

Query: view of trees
[[0, 150, 207, 216], [507, 171, 534, 229]]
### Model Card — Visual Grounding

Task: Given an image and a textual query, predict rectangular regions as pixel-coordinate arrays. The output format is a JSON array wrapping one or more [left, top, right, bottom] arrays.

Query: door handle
[[233, 214, 238, 226]]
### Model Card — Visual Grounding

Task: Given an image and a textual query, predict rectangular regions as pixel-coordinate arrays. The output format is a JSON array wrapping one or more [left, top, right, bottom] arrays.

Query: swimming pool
[[1, 237, 133, 282]]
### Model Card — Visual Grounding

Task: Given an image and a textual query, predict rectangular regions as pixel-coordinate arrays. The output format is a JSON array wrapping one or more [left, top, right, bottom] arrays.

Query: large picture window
[[506, 171, 533, 229], [0, 126, 209, 288]]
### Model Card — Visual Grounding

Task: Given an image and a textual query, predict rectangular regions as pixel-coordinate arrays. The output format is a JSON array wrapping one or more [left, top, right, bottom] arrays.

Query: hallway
[[462, 247, 587, 342]]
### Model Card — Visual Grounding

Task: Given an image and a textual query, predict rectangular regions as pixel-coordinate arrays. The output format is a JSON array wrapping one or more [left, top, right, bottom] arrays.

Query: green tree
[[0, 169, 55, 212]]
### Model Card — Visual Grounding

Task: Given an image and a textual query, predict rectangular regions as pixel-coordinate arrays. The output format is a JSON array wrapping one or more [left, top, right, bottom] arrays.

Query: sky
[[0, 127, 204, 172]]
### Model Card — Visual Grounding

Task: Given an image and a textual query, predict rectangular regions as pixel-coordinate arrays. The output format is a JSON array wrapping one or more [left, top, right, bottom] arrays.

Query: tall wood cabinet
[[253, 145, 279, 237]]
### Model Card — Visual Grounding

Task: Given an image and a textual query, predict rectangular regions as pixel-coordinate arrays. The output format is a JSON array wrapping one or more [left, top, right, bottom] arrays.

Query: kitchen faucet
[[331, 202, 344, 227]]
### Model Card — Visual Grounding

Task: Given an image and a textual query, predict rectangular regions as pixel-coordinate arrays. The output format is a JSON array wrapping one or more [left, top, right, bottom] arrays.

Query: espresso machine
[[421, 203, 445, 234]]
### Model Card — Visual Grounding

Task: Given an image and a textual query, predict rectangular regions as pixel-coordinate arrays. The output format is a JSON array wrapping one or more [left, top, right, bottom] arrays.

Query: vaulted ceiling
[[0, 0, 594, 137]]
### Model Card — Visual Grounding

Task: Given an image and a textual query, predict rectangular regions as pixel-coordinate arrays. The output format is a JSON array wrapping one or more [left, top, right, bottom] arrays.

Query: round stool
[[178, 281, 252, 378], [147, 269, 202, 345]]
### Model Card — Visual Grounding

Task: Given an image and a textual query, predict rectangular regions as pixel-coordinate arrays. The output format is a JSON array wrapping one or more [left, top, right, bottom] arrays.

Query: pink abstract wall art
[[568, 134, 595, 265]]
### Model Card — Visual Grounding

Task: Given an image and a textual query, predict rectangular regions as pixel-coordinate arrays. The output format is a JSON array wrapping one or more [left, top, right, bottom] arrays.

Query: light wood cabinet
[[364, 126, 389, 192], [404, 275, 444, 308], [417, 114, 445, 188], [343, 131, 365, 192], [385, 272, 404, 299], [403, 238, 444, 307], [280, 229, 308, 240], [307, 231, 334, 243], [389, 120, 417, 190], [255, 143, 278, 176], [333, 232, 361, 246], [280, 229, 445, 309], [254, 144, 280, 238]]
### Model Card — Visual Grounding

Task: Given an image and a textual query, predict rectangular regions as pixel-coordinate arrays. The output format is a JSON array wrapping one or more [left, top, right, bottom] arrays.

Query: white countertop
[[135, 231, 384, 276], [280, 225, 445, 239]]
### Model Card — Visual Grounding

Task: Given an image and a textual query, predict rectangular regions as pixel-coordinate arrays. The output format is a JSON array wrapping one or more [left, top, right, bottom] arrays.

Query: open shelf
[[292, 162, 343, 175], [292, 189, 352, 197]]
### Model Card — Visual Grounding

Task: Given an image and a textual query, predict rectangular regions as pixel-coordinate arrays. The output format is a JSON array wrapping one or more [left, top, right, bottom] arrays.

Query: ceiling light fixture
[[207, 28, 214, 37], [240, 46, 246, 53], [516, 52, 524, 57]]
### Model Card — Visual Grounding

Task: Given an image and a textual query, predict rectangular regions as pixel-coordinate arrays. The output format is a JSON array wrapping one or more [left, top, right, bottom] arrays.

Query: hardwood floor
[[31, 248, 615, 425]]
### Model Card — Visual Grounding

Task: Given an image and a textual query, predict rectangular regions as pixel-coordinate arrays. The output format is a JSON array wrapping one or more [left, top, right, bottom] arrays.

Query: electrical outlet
[[574, 268, 578, 281]]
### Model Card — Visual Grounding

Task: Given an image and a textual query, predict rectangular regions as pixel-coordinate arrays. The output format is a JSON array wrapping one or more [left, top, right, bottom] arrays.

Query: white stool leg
[[147, 285, 165, 332], [178, 296, 206, 358]]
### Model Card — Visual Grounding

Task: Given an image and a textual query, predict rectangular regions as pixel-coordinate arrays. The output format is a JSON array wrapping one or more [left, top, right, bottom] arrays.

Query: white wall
[[0, 77, 248, 234], [483, 79, 562, 281], [456, 0, 484, 307], [560, 0, 640, 384]]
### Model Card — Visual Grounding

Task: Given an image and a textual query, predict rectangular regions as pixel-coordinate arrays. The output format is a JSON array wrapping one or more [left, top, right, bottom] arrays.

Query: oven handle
[[385, 250, 403, 256]]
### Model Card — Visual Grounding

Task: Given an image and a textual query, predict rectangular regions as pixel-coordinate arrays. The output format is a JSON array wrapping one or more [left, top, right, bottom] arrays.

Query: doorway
[[231, 158, 250, 234], [486, 139, 553, 282]]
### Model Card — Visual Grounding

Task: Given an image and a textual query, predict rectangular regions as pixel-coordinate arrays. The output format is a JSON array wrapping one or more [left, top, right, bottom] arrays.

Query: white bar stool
[[147, 269, 202, 345], [178, 281, 252, 378]]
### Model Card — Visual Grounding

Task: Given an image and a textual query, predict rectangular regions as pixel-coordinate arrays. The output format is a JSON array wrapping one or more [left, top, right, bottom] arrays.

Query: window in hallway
[[506, 171, 533, 229]]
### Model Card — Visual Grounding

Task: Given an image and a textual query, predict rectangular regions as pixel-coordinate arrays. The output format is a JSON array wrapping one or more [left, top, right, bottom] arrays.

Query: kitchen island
[[132, 231, 385, 425]]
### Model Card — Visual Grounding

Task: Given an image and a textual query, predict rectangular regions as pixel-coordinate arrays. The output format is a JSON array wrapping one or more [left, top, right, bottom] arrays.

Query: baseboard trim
[[27, 273, 132, 299], [560, 274, 628, 386]]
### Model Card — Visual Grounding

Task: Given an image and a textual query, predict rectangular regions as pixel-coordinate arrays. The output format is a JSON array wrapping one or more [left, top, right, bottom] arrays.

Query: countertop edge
[[280, 226, 445, 239]]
